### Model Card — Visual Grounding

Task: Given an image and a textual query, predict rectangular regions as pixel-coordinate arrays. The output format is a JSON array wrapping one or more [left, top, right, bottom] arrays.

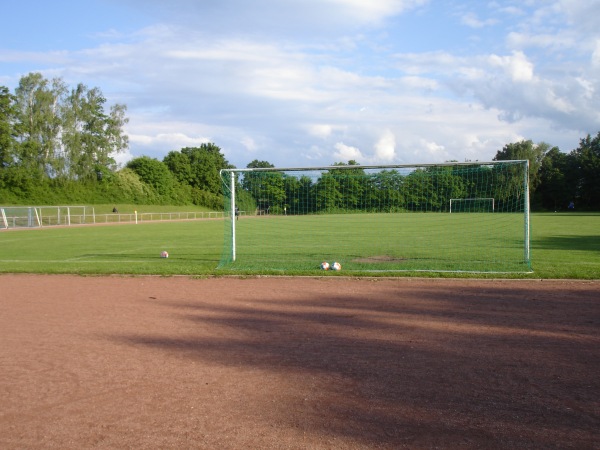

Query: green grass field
[[0, 212, 598, 278], [226, 212, 528, 273]]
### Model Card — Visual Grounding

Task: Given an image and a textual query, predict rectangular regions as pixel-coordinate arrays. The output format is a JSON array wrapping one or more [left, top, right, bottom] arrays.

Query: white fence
[[1, 206, 226, 230]]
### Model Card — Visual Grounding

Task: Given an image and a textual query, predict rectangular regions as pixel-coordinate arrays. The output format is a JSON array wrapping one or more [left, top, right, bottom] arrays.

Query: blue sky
[[1, 0, 599, 169]]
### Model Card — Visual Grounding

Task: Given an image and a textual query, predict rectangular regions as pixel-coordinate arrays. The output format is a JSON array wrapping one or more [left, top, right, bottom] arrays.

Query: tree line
[[1, 73, 599, 211], [238, 159, 528, 215], [493, 138, 600, 211], [0, 73, 233, 207]]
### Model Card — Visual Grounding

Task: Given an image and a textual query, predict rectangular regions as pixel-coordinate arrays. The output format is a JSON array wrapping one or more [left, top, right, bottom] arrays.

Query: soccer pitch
[[0, 221, 223, 276], [225, 212, 528, 273], [0, 213, 598, 278]]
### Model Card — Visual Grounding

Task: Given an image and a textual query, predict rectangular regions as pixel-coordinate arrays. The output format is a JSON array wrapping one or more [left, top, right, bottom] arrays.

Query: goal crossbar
[[223, 160, 527, 173]]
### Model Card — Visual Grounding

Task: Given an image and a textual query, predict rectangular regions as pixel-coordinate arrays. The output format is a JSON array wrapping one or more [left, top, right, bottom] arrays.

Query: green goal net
[[219, 161, 531, 273]]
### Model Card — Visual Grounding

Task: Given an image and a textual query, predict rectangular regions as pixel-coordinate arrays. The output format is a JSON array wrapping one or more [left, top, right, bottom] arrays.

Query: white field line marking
[[63, 247, 153, 262]]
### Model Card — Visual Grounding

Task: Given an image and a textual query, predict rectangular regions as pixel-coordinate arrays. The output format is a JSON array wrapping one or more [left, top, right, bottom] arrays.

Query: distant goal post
[[0, 206, 90, 229], [449, 198, 495, 213], [219, 160, 531, 274]]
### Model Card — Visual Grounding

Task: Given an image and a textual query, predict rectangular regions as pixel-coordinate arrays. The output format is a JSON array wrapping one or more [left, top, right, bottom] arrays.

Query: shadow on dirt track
[[114, 280, 600, 448]]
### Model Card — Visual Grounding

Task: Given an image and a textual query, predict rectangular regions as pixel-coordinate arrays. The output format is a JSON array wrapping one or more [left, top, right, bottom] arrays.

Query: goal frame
[[0, 205, 89, 229], [220, 160, 531, 273]]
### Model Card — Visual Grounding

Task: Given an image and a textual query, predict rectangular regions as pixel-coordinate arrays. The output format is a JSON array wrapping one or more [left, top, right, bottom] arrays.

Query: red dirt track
[[1, 275, 599, 449]]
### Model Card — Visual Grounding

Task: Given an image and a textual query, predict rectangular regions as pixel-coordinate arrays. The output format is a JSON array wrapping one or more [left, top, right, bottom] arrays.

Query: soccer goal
[[449, 198, 495, 213], [0, 206, 90, 229], [219, 160, 531, 273]]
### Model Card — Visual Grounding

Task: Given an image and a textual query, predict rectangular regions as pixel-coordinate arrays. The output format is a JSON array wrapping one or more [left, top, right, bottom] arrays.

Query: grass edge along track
[[0, 212, 599, 279]]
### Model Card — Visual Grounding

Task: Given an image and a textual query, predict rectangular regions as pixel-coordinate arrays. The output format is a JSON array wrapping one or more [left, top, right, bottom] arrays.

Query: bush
[[191, 188, 222, 210]]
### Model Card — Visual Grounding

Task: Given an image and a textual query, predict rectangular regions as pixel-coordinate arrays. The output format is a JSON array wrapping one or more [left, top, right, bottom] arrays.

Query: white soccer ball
[[320, 261, 330, 270], [331, 261, 341, 271], [160, 251, 169, 258]]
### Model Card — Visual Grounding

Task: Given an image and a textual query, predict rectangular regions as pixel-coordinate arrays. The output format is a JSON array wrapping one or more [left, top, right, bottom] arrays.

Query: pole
[[1, 208, 8, 229], [524, 160, 531, 266], [231, 172, 236, 262]]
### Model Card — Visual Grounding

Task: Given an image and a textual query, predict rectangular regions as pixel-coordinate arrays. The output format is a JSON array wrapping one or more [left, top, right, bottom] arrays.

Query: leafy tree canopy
[[6, 72, 128, 181], [570, 132, 600, 209], [175, 143, 232, 195], [493, 139, 548, 192], [127, 156, 175, 197]]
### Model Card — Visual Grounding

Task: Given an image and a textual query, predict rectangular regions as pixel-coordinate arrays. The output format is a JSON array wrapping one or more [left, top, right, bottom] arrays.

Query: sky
[[1, 0, 599, 169]]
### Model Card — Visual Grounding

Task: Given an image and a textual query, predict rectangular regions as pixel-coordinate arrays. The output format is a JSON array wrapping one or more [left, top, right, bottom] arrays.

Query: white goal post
[[1, 208, 7, 229], [449, 198, 495, 213]]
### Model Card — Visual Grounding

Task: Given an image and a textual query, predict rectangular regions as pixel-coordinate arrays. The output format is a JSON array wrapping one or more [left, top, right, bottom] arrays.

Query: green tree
[[177, 143, 232, 195], [314, 172, 342, 212], [537, 147, 573, 210], [242, 160, 285, 212], [163, 150, 193, 185], [242, 159, 275, 195], [110, 168, 159, 204], [241, 160, 271, 196], [283, 175, 314, 214], [450, 164, 492, 200], [571, 132, 600, 210], [0, 86, 19, 169], [14, 73, 67, 176], [62, 83, 128, 180], [368, 169, 405, 211], [329, 160, 366, 210], [403, 169, 434, 211], [493, 140, 547, 193], [427, 166, 467, 210], [127, 156, 176, 198], [105, 103, 129, 168], [11, 73, 128, 181]]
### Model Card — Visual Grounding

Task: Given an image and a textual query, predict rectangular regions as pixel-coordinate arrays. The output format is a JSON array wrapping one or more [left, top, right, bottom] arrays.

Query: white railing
[[0, 206, 228, 230], [92, 211, 225, 224]]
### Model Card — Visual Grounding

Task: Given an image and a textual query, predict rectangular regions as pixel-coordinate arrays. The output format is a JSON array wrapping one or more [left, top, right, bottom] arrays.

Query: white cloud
[[506, 32, 576, 51], [333, 142, 364, 162], [3, 0, 598, 171], [393, 51, 459, 75], [489, 51, 534, 82], [126, 0, 430, 38], [593, 39, 600, 67], [418, 138, 446, 158], [399, 76, 439, 90], [461, 12, 497, 28], [307, 124, 334, 139], [327, 0, 429, 23], [494, 5, 525, 17], [374, 129, 396, 161], [129, 132, 210, 152], [111, 148, 134, 168], [556, 0, 600, 35], [241, 137, 258, 152], [77, 17, 597, 165], [0, 49, 71, 65]]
